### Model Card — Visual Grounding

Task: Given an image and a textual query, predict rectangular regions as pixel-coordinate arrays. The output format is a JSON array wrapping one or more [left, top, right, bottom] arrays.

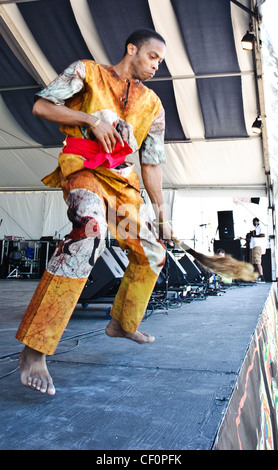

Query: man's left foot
[[19, 346, 56, 395]]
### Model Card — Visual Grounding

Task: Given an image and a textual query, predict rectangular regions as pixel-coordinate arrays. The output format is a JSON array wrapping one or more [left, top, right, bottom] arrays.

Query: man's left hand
[[157, 222, 174, 247]]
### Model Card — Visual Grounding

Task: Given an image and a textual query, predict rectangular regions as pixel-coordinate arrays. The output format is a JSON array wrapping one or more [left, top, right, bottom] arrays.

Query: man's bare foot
[[19, 346, 55, 396], [105, 318, 155, 344]]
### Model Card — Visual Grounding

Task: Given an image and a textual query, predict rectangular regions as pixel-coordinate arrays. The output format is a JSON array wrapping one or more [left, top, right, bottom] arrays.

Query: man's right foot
[[19, 346, 56, 395], [105, 318, 155, 344]]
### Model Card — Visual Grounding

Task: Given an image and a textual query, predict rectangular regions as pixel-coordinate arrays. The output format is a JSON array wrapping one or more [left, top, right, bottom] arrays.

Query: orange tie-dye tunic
[[16, 61, 167, 354], [36, 60, 166, 187]]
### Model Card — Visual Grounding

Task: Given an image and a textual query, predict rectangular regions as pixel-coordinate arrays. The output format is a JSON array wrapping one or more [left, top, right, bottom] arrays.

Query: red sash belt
[[62, 136, 133, 169]]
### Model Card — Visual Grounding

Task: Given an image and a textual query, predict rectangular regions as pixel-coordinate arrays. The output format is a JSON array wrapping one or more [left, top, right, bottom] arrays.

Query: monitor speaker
[[79, 248, 124, 301], [161, 251, 187, 288], [178, 253, 203, 283], [218, 211, 234, 240], [109, 246, 129, 271]]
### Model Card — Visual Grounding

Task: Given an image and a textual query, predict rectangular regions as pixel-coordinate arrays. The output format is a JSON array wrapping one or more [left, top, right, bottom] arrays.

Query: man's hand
[[90, 121, 123, 153], [32, 98, 123, 154], [140, 162, 174, 247], [157, 221, 174, 247]]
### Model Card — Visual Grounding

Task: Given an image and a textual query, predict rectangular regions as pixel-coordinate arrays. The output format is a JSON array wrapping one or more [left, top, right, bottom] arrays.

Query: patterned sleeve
[[35, 61, 86, 105], [140, 107, 166, 165]]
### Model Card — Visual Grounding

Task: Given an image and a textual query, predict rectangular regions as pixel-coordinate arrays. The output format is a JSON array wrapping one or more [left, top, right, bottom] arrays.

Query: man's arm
[[33, 98, 123, 153], [139, 103, 172, 243], [140, 163, 173, 244], [253, 225, 265, 238]]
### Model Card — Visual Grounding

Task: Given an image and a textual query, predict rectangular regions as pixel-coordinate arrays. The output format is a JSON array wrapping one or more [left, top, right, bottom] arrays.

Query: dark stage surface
[[0, 279, 272, 450]]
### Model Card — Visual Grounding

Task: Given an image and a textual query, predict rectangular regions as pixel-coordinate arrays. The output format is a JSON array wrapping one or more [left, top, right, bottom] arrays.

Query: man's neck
[[113, 59, 138, 82]]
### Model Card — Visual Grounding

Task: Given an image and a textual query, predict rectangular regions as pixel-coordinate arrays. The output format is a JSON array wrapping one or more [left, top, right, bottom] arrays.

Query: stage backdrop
[[214, 283, 278, 450]]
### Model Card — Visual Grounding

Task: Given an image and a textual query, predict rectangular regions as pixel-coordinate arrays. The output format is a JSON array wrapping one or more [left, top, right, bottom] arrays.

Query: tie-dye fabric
[[16, 167, 166, 355], [16, 61, 167, 355], [36, 60, 165, 188]]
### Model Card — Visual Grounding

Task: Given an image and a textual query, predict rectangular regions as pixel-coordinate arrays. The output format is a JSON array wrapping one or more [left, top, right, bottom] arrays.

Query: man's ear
[[126, 43, 137, 56]]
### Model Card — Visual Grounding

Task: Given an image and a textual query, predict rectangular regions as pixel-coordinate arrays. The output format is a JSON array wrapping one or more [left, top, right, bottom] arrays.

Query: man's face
[[253, 219, 259, 227], [128, 38, 166, 81]]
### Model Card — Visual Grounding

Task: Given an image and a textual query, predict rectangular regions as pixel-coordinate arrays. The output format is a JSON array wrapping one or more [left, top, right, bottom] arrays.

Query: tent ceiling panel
[[0, 2, 56, 84], [18, 0, 94, 73], [0, 95, 38, 146], [162, 139, 265, 188], [0, 32, 36, 87], [171, 0, 240, 75], [1, 88, 62, 146], [0, 147, 59, 190], [196, 76, 248, 138], [0, 0, 269, 193]]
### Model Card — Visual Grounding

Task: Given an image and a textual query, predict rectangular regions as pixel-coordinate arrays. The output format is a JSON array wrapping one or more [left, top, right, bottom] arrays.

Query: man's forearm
[[33, 97, 95, 128], [32, 98, 123, 153], [141, 163, 173, 244], [140, 164, 167, 222]]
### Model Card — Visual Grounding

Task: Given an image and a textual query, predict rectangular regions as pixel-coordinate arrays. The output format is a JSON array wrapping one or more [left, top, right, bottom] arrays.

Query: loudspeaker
[[38, 238, 58, 277], [155, 270, 167, 288], [218, 211, 234, 240], [109, 246, 129, 271], [262, 248, 272, 282], [213, 239, 242, 261], [161, 251, 187, 288], [79, 248, 124, 301], [178, 253, 203, 283]]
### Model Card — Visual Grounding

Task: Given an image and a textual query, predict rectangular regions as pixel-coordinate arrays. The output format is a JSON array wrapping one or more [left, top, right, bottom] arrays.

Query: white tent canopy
[[0, 0, 269, 190], [0, 0, 276, 271]]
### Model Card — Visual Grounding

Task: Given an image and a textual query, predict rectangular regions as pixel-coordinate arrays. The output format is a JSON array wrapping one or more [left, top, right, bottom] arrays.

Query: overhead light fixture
[[252, 116, 262, 134], [241, 30, 255, 51]]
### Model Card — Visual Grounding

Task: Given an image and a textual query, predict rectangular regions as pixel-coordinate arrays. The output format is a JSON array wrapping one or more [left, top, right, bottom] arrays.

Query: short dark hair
[[124, 28, 166, 55], [253, 217, 259, 223]]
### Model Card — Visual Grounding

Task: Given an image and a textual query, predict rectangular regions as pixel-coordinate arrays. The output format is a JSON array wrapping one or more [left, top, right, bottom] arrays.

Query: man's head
[[124, 29, 166, 55], [124, 28, 166, 81], [253, 217, 260, 226]]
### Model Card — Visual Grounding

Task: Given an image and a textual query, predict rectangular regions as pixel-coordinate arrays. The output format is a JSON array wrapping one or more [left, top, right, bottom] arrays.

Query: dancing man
[[16, 29, 172, 395]]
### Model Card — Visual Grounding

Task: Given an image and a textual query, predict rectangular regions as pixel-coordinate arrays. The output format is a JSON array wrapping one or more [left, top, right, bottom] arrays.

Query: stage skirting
[[214, 283, 278, 450]]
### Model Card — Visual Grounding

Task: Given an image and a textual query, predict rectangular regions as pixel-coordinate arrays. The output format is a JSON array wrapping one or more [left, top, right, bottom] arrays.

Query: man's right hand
[[32, 99, 123, 153], [33, 99, 124, 154], [90, 121, 124, 153]]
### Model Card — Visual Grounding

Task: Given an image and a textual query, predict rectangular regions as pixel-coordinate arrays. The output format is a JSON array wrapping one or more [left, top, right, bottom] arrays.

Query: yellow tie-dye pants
[[16, 164, 166, 355]]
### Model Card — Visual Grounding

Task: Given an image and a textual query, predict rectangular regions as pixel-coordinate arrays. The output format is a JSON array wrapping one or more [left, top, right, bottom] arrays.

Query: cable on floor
[[0, 327, 106, 380]]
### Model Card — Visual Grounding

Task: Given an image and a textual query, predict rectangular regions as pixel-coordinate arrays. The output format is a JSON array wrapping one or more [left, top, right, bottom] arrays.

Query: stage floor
[[0, 279, 272, 450]]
